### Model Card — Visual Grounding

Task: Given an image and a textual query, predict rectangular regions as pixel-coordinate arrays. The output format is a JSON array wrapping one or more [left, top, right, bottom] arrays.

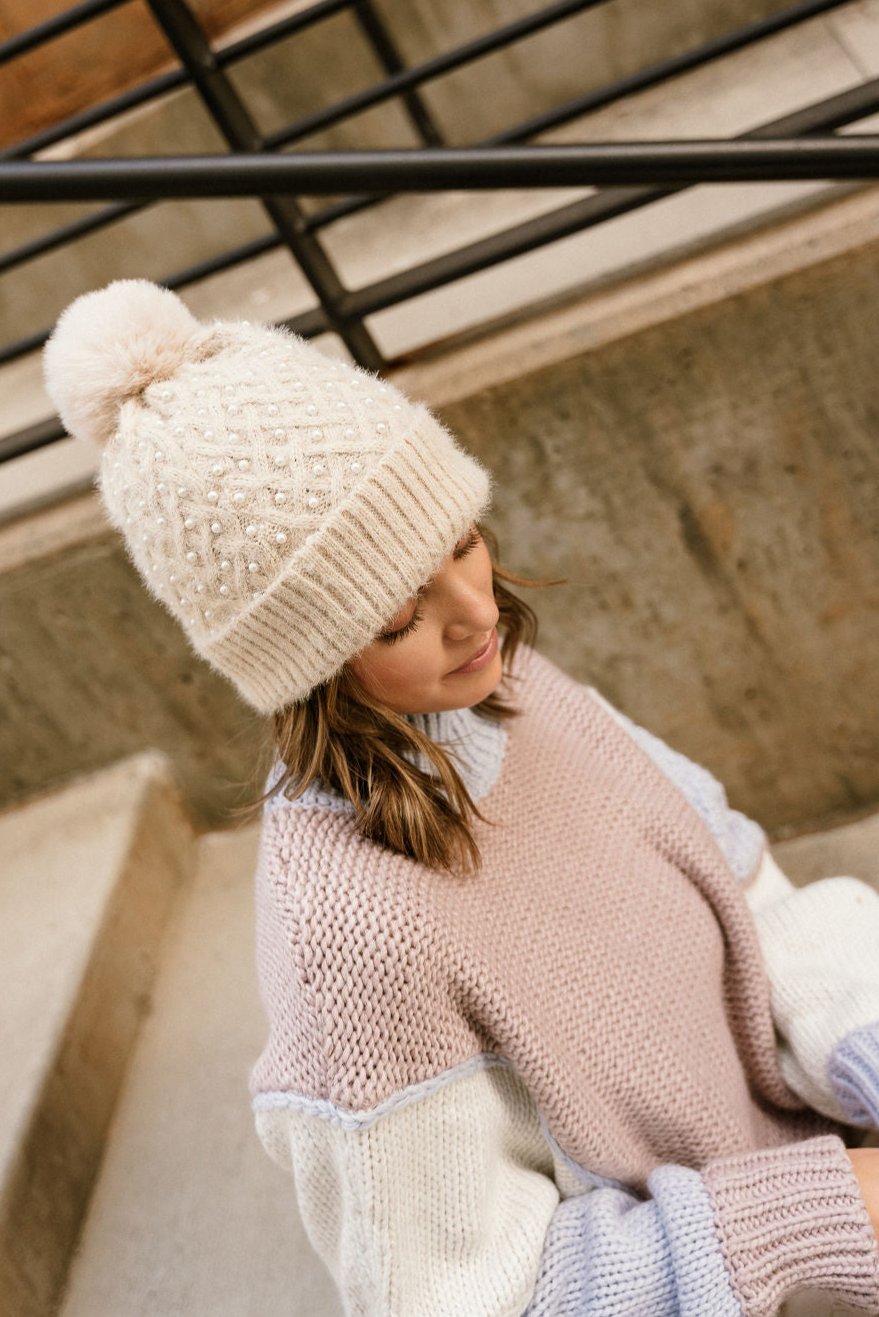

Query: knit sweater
[[248, 644, 879, 1316]]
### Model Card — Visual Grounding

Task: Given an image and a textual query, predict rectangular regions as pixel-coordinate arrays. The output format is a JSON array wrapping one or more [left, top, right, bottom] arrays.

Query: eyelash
[[379, 528, 481, 644]]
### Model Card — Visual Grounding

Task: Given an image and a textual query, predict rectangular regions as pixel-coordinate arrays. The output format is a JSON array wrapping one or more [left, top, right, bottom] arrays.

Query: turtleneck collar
[[402, 703, 508, 803], [265, 701, 508, 814]]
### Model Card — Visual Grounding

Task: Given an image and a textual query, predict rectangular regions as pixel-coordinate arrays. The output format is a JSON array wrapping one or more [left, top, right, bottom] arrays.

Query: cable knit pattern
[[830, 1024, 879, 1127], [703, 1136, 879, 1317], [43, 280, 491, 711], [249, 646, 879, 1315]]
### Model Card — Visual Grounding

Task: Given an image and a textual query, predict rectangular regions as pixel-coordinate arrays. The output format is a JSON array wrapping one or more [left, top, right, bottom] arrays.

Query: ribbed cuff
[[702, 1135, 879, 1317], [830, 1023, 879, 1127]]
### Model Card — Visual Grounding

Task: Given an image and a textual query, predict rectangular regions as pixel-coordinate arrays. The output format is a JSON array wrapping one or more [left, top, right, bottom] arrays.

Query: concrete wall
[[2, 188, 878, 836]]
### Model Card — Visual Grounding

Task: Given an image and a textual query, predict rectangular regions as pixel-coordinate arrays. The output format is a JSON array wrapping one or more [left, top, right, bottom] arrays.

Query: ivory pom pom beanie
[[43, 280, 492, 712]]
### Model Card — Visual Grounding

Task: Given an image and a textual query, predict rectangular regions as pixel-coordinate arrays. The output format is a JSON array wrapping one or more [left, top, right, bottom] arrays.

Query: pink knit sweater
[[249, 644, 879, 1315]]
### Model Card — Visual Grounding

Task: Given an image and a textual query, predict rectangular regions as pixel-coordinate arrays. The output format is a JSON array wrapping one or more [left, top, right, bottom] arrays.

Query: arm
[[253, 1059, 879, 1316], [745, 847, 879, 1127]]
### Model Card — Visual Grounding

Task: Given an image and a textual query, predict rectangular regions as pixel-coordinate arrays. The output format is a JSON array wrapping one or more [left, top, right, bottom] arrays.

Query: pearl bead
[[351, 462, 361, 474], [238, 458, 250, 471], [228, 432, 240, 443], [219, 584, 229, 596], [343, 427, 355, 438], [220, 559, 230, 570], [273, 454, 288, 466], [174, 427, 185, 437], [336, 401, 347, 409], [207, 491, 219, 503], [224, 383, 235, 393], [177, 486, 187, 497], [274, 492, 286, 504], [292, 380, 304, 390], [364, 397, 373, 404], [275, 532, 287, 544], [195, 584, 204, 593], [205, 608, 212, 617], [376, 422, 387, 433], [267, 404, 278, 415], [154, 451, 164, 460], [309, 429, 322, 440], [211, 463, 224, 476], [392, 404, 402, 411], [157, 482, 167, 492], [312, 462, 325, 474], [306, 404, 317, 415], [273, 428, 286, 440], [186, 551, 197, 562], [232, 491, 245, 504], [248, 561, 259, 573], [307, 496, 319, 508], [157, 515, 166, 525], [204, 429, 214, 440], [227, 404, 240, 415], [211, 522, 222, 534], [197, 408, 207, 416], [161, 389, 172, 400], [245, 524, 257, 536], [183, 517, 195, 529]]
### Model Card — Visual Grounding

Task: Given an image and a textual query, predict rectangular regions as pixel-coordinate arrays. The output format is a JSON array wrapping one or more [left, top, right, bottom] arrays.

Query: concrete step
[[56, 821, 342, 1317], [0, 752, 196, 1317], [53, 805, 879, 1316]]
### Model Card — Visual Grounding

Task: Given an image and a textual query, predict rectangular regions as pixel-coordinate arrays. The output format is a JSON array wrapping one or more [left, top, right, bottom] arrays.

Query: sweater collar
[[265, 701, 508, 812], [403, 704, 508, 803]]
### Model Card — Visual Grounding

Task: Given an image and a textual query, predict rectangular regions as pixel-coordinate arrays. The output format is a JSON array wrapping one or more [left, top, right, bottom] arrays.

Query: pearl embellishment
[[211, 522, 222, 534]]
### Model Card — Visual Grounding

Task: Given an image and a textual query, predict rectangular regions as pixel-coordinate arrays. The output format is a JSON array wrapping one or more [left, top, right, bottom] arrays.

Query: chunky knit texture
[[249, 645, 879, 1315], [42, 280, 491, 711]]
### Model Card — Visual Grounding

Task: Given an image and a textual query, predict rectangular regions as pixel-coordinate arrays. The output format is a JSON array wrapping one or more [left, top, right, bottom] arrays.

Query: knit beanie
[[42, 280, 492, 713]]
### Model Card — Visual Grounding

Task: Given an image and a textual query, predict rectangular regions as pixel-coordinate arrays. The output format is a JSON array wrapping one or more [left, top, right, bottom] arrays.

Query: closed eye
[[453, 527, 480, 559], [378, 601, 424, 645]]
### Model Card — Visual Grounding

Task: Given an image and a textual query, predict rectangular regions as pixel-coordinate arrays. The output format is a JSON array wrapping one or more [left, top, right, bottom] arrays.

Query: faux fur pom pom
[[43, 280, 200, 448]]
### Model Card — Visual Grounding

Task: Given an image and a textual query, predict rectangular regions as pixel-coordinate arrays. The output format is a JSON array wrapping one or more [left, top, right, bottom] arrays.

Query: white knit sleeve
[[745, 847, 879, 1124], [254, 1060, 560, 1315]]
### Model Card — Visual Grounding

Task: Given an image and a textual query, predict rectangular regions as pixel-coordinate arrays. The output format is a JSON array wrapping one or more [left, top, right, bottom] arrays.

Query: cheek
[[351, 639, 430, 697]]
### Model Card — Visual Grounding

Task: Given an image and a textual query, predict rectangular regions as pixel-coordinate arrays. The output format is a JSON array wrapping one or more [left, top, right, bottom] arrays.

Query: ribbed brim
[[202, 425, 492, 712]]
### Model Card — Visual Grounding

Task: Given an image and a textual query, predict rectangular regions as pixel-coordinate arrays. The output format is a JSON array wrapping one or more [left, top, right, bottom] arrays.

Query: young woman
[[45, 279, 879, 1316]]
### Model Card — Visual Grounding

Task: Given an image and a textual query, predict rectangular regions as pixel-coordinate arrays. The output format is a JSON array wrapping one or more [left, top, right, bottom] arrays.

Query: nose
[[442, 578, 499, 642]]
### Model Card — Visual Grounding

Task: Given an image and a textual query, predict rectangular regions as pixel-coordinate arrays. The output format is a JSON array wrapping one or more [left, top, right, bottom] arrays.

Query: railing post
[[144, 0, 385, 370]]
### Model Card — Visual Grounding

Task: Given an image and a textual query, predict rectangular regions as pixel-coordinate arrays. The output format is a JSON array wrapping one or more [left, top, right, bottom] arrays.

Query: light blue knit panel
[[828, 1021, 879, 1127], [589, 690, 765, 884], [524, 1164, 743, 1317]]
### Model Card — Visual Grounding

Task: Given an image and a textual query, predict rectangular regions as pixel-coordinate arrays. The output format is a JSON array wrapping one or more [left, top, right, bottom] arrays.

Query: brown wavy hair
[[231, 524, 564, 874]]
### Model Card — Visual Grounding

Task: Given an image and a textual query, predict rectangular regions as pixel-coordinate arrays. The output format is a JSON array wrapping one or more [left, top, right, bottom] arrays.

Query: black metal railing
[[3, 0, 879, 464]]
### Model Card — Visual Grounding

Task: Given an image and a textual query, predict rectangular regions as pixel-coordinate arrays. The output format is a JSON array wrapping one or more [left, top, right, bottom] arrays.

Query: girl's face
[[348, 525, 503, 714]]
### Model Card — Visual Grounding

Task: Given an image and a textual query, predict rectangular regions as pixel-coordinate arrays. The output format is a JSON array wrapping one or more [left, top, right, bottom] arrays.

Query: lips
[[449, 628, 497, 674]]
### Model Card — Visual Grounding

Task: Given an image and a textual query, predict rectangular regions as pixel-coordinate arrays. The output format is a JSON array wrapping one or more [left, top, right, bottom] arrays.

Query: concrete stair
[[0, 753, 196, 1317], [55, 821, 341, 1317]]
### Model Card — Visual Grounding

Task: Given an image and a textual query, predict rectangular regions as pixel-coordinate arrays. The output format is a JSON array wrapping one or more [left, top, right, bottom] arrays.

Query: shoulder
[[586, 686, 766, 884]]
